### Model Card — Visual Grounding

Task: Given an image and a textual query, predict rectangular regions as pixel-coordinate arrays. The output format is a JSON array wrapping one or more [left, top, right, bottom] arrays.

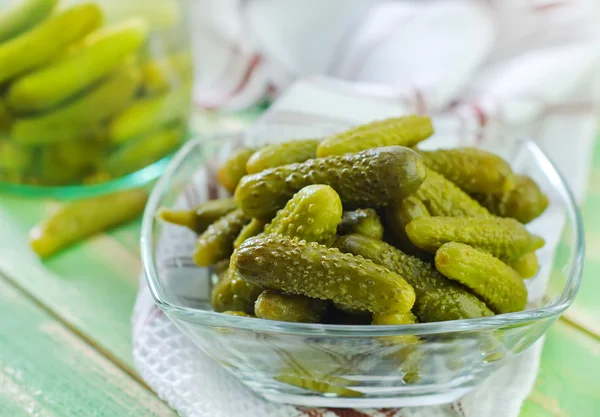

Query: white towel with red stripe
[[133, 1, 600, 416]]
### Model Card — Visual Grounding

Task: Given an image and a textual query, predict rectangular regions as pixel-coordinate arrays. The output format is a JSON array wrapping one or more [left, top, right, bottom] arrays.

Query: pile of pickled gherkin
[[0, 0, 191, 186], [159, 115, 549, 325]]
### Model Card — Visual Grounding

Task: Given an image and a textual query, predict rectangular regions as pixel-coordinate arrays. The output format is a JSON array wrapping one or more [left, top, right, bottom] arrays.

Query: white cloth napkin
[[133, 1, 599, 416]]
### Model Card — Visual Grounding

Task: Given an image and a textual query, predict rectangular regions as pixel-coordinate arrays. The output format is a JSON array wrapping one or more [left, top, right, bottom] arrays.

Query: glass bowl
[[140, 123, 584, 408]]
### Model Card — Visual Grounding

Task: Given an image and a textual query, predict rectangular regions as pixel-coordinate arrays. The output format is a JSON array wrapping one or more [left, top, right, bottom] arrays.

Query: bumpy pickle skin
[[385, 196, 431, 257], [29, 189, 148, 258], [264, 184, 343, 244], [193, 209, 250, 267], [232, 235, 416, 314], [317, 116, 433, 157], [246, 138, 321, 174], [334, 234, 493, 322], [472, 175, 549, 224], [217, 147, 255, 194], [254, 290, 329, 323], [337, 209, 384, 240], [415, 169, 490, 217], [0, 3, 102, 85], [405, 216, 544, 262], [233, 218, 265, 248], [510, 252, 539, 279], [418, 148, 515, 193], [211, 267, 263, 314], [435, 242, 528, 314], [235, 146, 427, 220], [158, 198, 237, 234]]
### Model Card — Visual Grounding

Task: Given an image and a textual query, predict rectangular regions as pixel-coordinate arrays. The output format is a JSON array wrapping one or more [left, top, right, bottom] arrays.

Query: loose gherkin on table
[[158, 115, 549, 333]]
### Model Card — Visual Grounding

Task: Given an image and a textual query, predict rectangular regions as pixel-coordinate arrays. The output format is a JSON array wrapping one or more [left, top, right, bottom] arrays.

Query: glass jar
[[0, 0, 192, 193]]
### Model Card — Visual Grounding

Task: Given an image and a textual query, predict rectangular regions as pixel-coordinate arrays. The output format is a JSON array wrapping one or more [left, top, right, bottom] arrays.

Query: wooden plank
[[520, 321, 600, 417], [0, 277, 176, 417]]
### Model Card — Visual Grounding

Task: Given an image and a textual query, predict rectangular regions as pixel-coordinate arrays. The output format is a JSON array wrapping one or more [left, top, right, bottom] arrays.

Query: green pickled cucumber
[[0, 3, 101, 84], [109, 84, 191, 143], [510, 252, 539, 279], [415, 168, 490, 217], [232, 234, 416, 314], [141, 50, 193, 95], [0, 99, 12, 130], [274, 374, 363, 397], [435, 242, 528, 314], [211, 267, 263, 314], [194, 208, 250, 266], [246, 138, 320, 174], [405, 216, 544, 262], [317, 116, 433, 157], [236, 146, 427, 220], [105, 124, 182, 177], [12, 61, 141, 145], [223, 311, 254, 317], [372, 311, 417, 325], [233, 218, 265, 248], [217, 147, 255, 194], [0, 0, 58, 43], [158, 198, 237, 234], [418, 148, 515, 193], [0, 141, 31, 173], [337, 209, 384, 240], [8, 18, 149, 113], [334, 234, 494, 322], [472, 175, 549, 224], [385, 196, 431, 257], [39, 139, 107, 185], [264, 184, 343, 244], [254, 289, 329, 323], [29, 188, 148, 258]]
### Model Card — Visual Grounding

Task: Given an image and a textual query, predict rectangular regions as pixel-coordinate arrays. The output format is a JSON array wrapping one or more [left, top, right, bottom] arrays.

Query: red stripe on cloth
[[296, 408, 326, 417], [472, 103, 488, 127], [330, 409, 373, 417], [531, 1, 566, 11]]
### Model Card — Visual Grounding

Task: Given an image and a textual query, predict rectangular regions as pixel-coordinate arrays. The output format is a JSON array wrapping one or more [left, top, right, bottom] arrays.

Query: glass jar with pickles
[[0, 0, 192, 188]]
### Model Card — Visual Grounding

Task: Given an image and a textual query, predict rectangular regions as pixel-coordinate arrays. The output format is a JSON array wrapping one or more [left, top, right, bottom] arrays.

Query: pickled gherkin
[[234, 218, 265, 248], [141, 50, 193, 95], [510, 252, 539, 279], [338, 209, 384, 240], [435, 242, 527, 314], [8, 18, 150, 113], [317, 116, 433, 157], [254, 290, 329, 323], [193, 209, 250, 266], [405, 216, 544, 262], [232, 235, 416, 314], [236, 146, 427, 220], [385, 196, 430, 256], [334, 234, 493, 322], [217, 147, 255, 194], [223, 311, 254, 317], [372, 311, 417, 326], [246, 138, 320, 174], [418, 148, 515, 193], [211, 267, 263, 314], [415, 169, 490, 217], [0, 100, 12, 130], [158, 198, 237, 234], [472, 175, 549, 224], [263, 184, 343, 244], [0, 0, 58, 43], [0, 141, 31, 173]]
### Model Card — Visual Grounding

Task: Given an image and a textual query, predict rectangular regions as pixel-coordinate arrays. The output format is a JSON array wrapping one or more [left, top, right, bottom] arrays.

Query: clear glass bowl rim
[[140, 131, 585, 337]]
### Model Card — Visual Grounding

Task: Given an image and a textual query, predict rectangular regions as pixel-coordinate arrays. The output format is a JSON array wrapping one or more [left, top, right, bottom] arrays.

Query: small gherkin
[[317, 116, 433, 157], [385, 196, 431, 256], [254, 289, 329, 323], [158, 197, 238, 234], [232, 234, 416, 314], [415, 168, 491, 217], [217, 147, 255, 194], [337, 208, 384, 240], [435, 242, 528, 314], [334, 234, 494, 322], [211, 267, 263, 314], [193, 209, 250, 267], [405, 216, 544, 263], [471, 175, 549, 224], [418, 148, 515, 193], [233, 218, 265, 249], [235, 146, 427, 220], [246, 138, 321, 174], [510, 252, 539, 279]]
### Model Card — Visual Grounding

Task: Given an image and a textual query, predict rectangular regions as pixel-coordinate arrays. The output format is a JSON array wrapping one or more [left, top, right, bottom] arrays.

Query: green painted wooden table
[[0, 110, 598, 416]]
